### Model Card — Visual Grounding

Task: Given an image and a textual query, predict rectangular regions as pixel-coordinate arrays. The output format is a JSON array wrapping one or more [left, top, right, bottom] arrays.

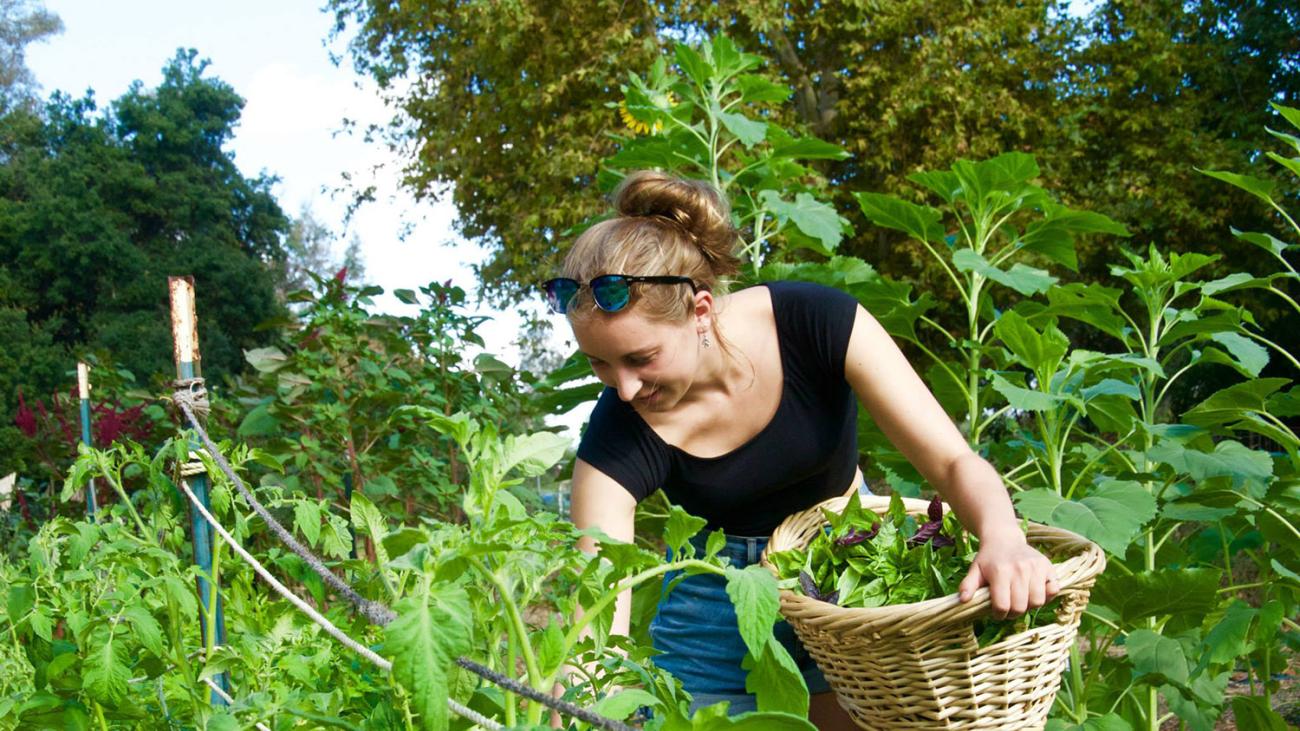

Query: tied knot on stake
[[172, 377, 211, 425]]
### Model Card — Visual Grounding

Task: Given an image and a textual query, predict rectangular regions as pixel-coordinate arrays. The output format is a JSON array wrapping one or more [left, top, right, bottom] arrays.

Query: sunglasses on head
[[542, 274, 699, 314]]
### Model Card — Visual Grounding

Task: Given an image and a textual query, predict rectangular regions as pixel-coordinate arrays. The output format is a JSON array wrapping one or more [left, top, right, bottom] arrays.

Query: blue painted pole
[[169, 277, 230, 704], [76, 362, 97, 518]]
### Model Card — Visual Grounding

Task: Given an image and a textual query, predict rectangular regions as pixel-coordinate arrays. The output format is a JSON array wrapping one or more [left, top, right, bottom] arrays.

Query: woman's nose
[[614, 370, 641, 402]]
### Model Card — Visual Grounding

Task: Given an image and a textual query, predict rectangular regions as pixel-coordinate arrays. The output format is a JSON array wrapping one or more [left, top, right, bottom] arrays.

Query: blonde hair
[[560, 170, 741, 322]]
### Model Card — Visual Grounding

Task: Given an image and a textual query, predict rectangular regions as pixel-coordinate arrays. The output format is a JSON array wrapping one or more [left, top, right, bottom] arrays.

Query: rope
[[170, 380, 633, 731], [175, 478, 393, 671], [456, 658, 636, 731], [173, 390, 396, 626], [201, 678, 273, 731]]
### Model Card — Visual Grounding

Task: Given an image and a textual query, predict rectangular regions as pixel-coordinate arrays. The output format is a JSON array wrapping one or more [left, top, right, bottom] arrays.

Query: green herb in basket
[[771, 493, 976, 608], [771, 494, 1060, 643]]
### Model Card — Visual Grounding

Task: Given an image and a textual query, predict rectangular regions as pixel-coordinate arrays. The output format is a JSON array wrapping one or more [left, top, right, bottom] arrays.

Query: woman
[[549, 171, 1057, 728]]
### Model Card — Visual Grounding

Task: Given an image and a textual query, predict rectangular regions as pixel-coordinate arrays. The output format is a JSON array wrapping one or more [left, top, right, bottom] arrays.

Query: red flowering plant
[[11, 364, 164, 507]]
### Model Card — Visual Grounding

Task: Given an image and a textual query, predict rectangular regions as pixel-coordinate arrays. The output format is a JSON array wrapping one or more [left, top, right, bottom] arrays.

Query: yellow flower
[[619, 100, 659, 135]]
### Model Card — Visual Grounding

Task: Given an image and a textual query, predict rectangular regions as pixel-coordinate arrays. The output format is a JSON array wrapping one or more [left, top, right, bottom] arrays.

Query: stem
[[94, 701, 109, 731], [559, 559, 724, 671], [98, 455, 152, 542], [208, 534, 225, 659], [469, 558, 544, 720], [1069, 644, 1088, 722]]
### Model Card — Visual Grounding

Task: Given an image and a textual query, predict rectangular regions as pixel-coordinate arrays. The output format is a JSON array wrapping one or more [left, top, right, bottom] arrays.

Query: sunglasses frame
[[543, 274, 699, 314]]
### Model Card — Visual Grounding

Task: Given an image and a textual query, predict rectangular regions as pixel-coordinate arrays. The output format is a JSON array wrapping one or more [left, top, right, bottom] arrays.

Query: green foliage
[[227, 277, 543, 522]]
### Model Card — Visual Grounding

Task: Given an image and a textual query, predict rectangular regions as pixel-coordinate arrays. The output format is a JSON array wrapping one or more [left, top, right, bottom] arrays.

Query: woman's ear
[[693, 289, 714, 334]]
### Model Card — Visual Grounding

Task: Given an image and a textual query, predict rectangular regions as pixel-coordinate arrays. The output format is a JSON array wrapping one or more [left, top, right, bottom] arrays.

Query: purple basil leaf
[[824, 590, 840, 606], [907, 520, 942, 547], [799, 571, 821, 600], [927, 495, 944, 523], [835, 526, 875, 546], [931, 534, 955, 549]]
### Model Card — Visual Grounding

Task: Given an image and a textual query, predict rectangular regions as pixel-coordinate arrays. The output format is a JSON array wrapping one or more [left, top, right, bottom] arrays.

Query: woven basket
[[761, 495, 1106, 731]]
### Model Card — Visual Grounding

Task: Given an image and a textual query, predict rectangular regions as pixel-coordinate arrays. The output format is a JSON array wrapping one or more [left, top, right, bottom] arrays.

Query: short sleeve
[[575, 388, 671, 502], [765, 281, 859, 380]]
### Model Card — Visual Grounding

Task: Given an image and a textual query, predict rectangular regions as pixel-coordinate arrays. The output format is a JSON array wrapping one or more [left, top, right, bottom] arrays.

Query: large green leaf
[[1126, 629, 1189, 686], [1013, 481, 1156, 555], [664, 505, 708, 556], [500, 432, 570, 478], [724, 565, 779, 658], [1232, 228, 1293, 258], [995, 310, 1070, 374], [385, 581, 472, 731], [82, 626, 129, 706], [742, 636, 809, 716], [853, 192, 946, 244], [593, 689, 662, 720], [991, 375, 1060, 412], [1044, 714, 1133, 731], [1041, 283, 1130, 344], [1091, 568, 1221, 624], [1147, 439, 1273, 485], [1198, 169, 1276, 204], [1207, 332, 1269, 377], [760, 190, 844, 254], [1199, 600, 1256, 668], [122, 606, 165, 659], [1231, 696, 1291, 731], [1183, 378, 1290, 428], [718, 112, 767, 148], [351, 492, 391, 566], [952, 249, 1057, 295]]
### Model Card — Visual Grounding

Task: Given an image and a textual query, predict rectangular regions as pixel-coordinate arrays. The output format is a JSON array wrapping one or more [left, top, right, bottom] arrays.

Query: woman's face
[[570, 309, 702, 412]]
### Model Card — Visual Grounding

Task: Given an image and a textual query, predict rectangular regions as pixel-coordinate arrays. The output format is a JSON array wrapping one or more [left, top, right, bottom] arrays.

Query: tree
[[278, 203, 367, 299], [330, 0, 1299, 302], [0, 50, 290, 476], [0, 0, 61, 113]]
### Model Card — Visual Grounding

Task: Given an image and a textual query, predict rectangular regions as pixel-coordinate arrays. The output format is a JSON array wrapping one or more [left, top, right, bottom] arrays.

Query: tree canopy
[[330, 0, 1300, 302]]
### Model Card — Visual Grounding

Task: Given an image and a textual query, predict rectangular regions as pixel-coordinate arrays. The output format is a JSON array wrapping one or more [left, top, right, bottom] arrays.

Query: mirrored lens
[[544, 279, 580, 314], [591, 275, 632, 312]]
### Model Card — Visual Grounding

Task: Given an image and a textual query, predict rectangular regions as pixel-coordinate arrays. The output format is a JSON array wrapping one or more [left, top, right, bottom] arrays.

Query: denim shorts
[[649, 532, 831, 715]]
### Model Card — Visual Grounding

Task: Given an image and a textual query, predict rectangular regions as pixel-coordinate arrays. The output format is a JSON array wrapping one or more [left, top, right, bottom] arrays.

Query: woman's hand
[[957, 533, 1058, 619]]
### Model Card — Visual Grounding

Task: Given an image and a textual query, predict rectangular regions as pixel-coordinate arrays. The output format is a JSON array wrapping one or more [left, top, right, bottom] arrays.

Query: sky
[[25, 0, 558, 366]]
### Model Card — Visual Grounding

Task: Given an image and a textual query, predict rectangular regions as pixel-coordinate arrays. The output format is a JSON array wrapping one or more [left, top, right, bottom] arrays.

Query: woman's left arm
[[843, 304, 1058, 618]]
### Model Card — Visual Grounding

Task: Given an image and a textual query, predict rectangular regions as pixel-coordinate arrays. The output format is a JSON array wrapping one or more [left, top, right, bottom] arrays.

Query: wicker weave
[[762, 496, 1106, 731]]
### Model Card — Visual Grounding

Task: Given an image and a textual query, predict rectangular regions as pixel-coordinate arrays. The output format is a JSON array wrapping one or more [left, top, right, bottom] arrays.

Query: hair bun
[[614, 171, 741, 276]]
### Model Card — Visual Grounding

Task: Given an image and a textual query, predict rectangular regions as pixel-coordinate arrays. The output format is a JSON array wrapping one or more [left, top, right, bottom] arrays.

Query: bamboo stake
[[168, 277, 230, 705]]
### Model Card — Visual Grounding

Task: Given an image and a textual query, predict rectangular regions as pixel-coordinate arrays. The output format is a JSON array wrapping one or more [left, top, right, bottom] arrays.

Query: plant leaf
[[1208, 332, 1269, 377], [724, 565, 779, 658], [853, 192, 946, 244], [82, 626, 129, 706], [1126, 629, 1189, 686], [953, 249, 1057, 295], [742, 636, 809, 716], [1231, 695, 1290, 731], [1092, 568, 1221, 624], [1197, 168, 1276, 203], [1013, 482, 1156, 555], [385, 581, 472, 731], [718, 111, 766, 148]]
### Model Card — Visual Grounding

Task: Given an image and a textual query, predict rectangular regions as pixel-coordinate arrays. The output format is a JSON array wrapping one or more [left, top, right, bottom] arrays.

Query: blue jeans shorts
[[649, 532, 831, 715]]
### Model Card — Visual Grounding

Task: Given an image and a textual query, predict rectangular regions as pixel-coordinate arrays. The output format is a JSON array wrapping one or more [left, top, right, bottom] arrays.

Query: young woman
[[548, 171, 1057, 728]]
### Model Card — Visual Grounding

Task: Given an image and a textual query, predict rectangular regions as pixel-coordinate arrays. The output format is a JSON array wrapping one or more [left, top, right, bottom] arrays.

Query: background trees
[[0, 50, 290, 478], [330, 0, 1300, 302]]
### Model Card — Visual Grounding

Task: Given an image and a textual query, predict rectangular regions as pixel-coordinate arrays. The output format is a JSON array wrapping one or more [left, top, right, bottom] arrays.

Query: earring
[[701, 334, 711, 348]]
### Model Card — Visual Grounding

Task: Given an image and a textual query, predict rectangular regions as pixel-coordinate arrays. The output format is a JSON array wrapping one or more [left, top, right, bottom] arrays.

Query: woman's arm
[[570, 457, 638, 637], [842, 304, 1057, 618]]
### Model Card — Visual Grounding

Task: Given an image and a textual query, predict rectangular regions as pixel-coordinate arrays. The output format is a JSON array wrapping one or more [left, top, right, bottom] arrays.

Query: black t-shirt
[[576, 280, 860, 536]]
